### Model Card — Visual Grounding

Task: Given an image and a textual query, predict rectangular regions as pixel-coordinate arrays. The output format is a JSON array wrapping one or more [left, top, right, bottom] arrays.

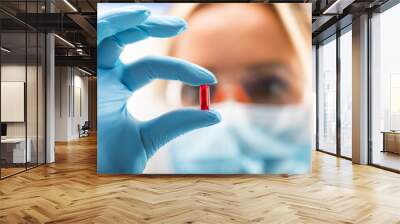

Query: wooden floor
[[1, 135, 400, 224], [373, 150, 400, 171], [1, 167, 26, 178]]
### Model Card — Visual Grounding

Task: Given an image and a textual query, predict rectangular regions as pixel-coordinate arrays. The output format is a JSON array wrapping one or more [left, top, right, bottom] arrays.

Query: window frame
[[368, 0, 400, 173], [315, 24, 353, 161]]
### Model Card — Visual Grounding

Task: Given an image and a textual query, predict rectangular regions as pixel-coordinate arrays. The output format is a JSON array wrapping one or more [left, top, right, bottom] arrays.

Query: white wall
[[1, 65, 39, 138], [54, 67, 89, 141], [55, 66, 69, 141], [73, 74, 89, 137], [1, 66, 26, 139]]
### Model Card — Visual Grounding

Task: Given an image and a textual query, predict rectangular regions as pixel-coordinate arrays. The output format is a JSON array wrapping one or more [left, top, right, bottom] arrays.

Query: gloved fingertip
[[140, 11, 151, 22], [139, 16, 188, 38], [161, 16, 187, 29], [130, 7, 150, 17], [175, 18, 188, 33], [204, 110, 221, 124], [125, 6, 150, 15], [131, 8, 151, 24], [142, 9, 151, 16], [131, 8, 151, 23], [198, 67, 218, 85]]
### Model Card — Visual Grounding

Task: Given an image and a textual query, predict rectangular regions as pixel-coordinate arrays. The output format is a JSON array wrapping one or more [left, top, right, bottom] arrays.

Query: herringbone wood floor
[[1, 135, 400, 224]]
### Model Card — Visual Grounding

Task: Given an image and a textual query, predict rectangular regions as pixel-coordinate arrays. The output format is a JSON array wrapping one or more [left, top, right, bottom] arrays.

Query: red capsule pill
[[199, 85, 210, 110]]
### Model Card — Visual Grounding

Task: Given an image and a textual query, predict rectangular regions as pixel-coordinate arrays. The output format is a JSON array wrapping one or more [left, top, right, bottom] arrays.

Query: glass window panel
[[38, 32, 45, 165], [0, 1, 46, 179], [340, 29, 352, 158], [312, 46, 317, 150], [26, 0, 39, 169], [371, 3, 400, 171], [1, 30, 27, 177], [27, 31, 38, 169], [318, 37, 337, 154]]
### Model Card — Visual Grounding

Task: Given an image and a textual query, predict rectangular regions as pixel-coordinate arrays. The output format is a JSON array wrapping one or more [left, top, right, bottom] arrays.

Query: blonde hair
[[167, 3, 311, 78], [157, 3, 312, 105]]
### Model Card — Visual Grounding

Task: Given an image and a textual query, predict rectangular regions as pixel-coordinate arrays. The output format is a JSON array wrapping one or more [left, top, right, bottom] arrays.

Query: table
[[381, 131, 400, 154], [1, 138, 31, 164]]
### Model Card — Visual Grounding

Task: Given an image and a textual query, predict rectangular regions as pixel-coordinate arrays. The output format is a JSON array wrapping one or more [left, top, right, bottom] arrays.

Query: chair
[[78, 121, 90, 138]]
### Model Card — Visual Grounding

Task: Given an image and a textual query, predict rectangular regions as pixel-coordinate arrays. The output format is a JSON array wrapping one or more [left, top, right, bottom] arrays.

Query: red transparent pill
[[199, 85, 210, 110]]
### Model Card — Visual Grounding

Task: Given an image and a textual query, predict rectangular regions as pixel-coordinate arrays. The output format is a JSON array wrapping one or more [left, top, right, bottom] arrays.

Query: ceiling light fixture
[[322, 0, 354, 15], [63, 0, 78, 12], [78, 67, 93, 76], [1, 47, 11, 53], [54, 34, 75, 48]]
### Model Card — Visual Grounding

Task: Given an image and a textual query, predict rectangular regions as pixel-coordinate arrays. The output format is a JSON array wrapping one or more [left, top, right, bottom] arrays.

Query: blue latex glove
[[97, 7, 221, 174]]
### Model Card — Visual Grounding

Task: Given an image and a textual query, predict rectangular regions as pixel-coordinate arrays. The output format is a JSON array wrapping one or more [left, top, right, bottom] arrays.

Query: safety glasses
[[181, 63, 300, 105]]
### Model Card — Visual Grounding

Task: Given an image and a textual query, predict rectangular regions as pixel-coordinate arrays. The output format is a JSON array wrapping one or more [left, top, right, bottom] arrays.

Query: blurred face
[[171, 4, 304, 105]]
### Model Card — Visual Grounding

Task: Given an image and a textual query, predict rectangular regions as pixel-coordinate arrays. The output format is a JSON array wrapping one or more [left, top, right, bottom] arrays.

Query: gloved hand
[[97, 6, 221, 174]]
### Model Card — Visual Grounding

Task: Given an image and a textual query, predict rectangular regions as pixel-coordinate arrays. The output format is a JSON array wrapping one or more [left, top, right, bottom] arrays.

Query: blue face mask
[[168, 102, 312, 174]]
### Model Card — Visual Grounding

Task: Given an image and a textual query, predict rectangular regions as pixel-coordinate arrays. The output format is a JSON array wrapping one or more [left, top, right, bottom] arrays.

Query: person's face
[[171, 4, 304, 106]]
